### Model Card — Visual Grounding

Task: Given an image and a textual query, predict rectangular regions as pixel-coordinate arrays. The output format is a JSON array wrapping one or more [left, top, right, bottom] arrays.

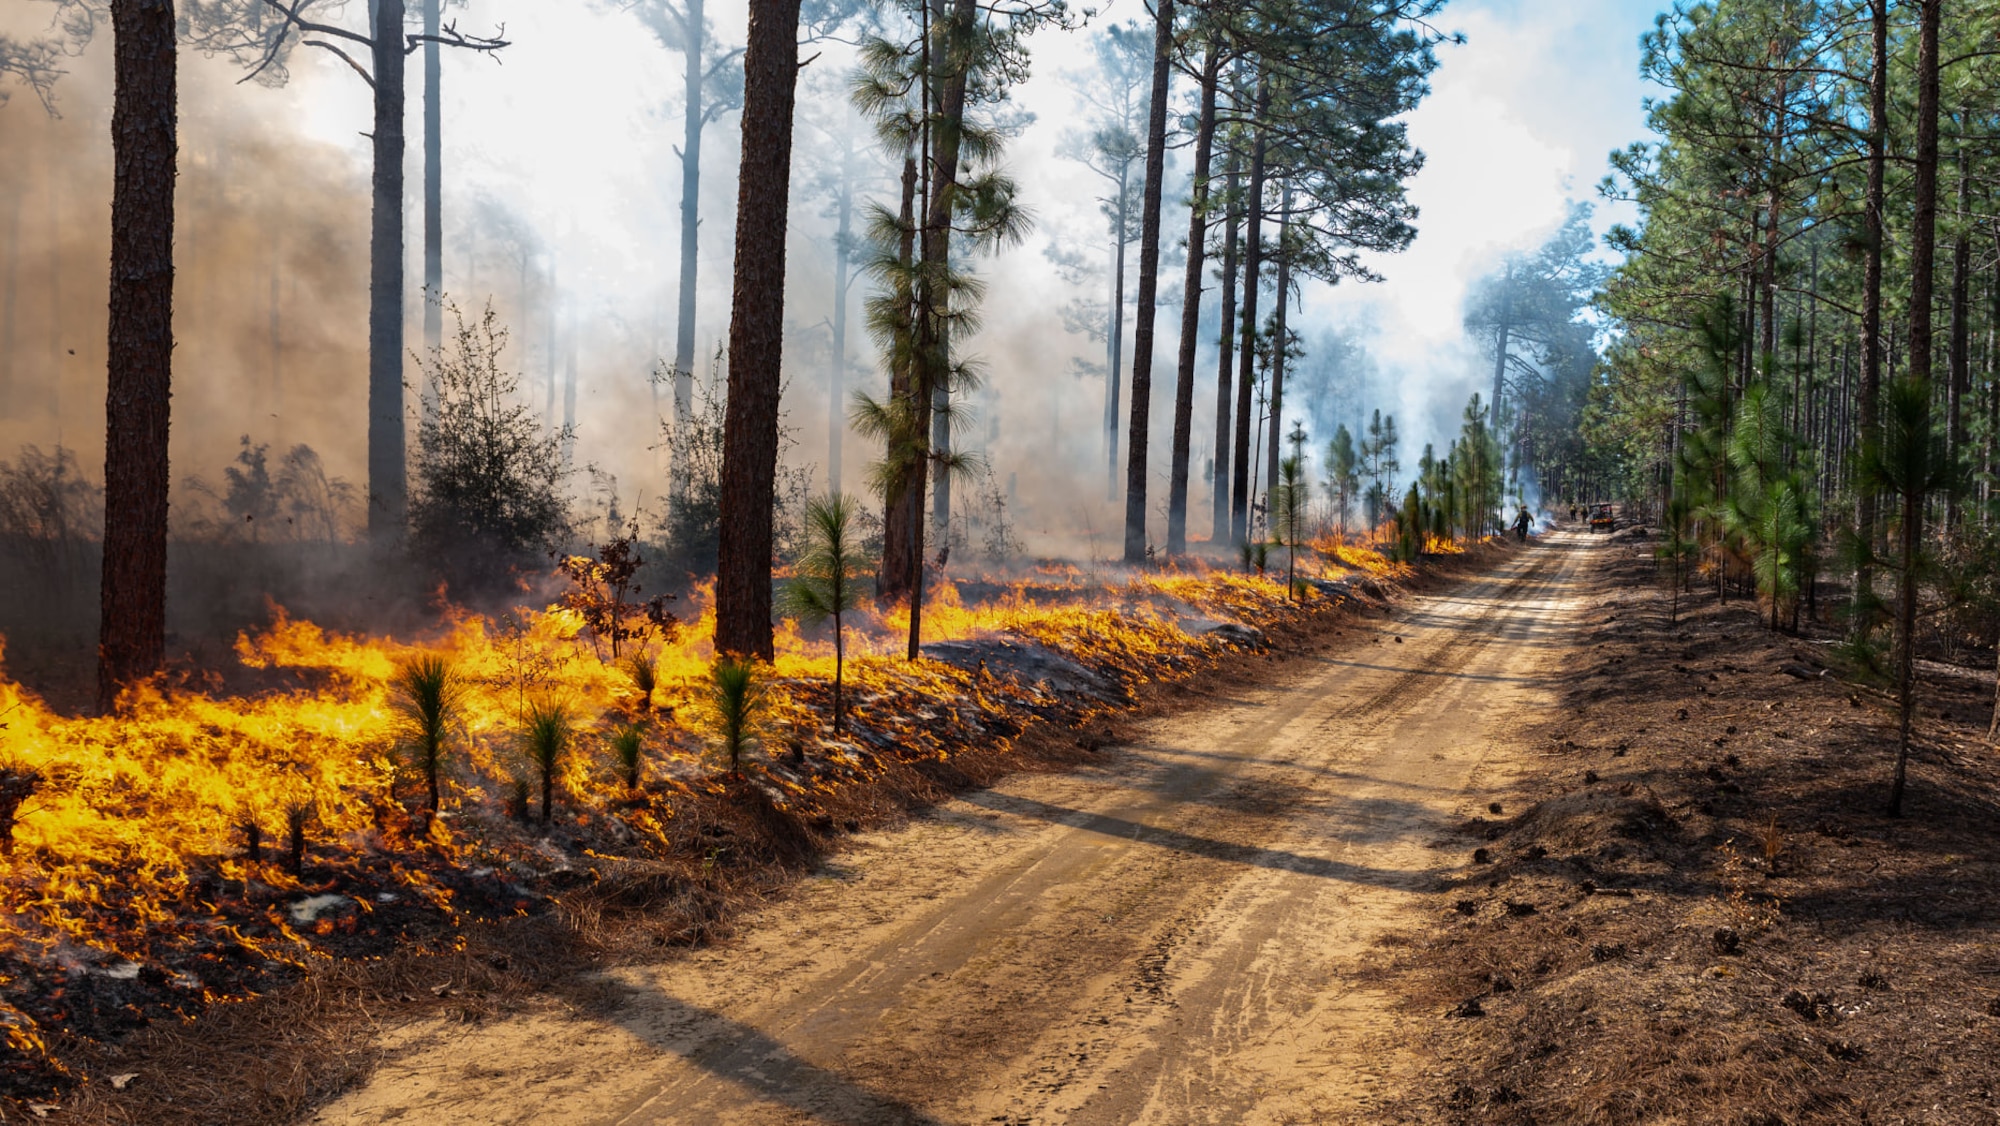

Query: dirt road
[[311, 537, 1587, 1125]]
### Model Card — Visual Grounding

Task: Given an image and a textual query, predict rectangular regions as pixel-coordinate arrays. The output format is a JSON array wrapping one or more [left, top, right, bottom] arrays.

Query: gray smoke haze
[[0, 0, 1659, 563]]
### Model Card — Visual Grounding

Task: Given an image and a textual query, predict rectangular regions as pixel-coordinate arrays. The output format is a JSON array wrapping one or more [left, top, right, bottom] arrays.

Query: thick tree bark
[[367, 0, 408, 539], [1852, 0, 1887, 642], [98, 0, 177, 711], [1166, 40, 1220, 557], [1889, 0, 1941, 819], [912, 0, 978, 641], [1210, 150, 1239, 545], [670, 0, 706, 509], [712, 0, 803, 661], [1121, 0, 1174, 563], [1230, 76, 1268, 545]]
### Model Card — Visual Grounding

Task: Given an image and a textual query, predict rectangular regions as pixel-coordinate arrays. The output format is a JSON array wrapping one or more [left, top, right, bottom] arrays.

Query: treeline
[[13, 0, 1452, 704], [1577, 0, 2000, 814]]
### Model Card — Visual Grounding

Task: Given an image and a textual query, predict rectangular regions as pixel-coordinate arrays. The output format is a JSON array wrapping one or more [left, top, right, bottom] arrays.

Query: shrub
[[411, 302, 571, 593]]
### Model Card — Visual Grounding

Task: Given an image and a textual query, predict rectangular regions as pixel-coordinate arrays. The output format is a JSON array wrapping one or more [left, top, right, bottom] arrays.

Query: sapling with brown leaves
[[521, 700, 573, 826], [285, 799, 313, 877], [778, 493, 865, 732]]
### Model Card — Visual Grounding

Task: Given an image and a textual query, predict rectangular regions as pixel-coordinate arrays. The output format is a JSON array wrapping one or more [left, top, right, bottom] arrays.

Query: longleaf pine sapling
[[700, 656, 769, 775], [521, 699, 573, 826], [392, 654, 464, 814], [779, 493, 866, 731]]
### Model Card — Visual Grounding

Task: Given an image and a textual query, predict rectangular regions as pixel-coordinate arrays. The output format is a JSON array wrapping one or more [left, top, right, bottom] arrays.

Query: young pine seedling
[[778, 493, 865, 733], [392, 654, 465, 815], [521, 700, 573, 826]]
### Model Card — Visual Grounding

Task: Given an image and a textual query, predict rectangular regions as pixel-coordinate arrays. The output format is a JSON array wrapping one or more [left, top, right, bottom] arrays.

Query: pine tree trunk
[[909, 0, 978, 643], [422, 0, 442, 371], [670, 0, 706, 511], [1166, 40, 1220, 558], [1889, 0, 1941, 819], [367, 0, 408, 540], [98, 0, 177, 712], [1946, 144, 1970, 530], [1121, 0, 1174, 563], [1210, 151, 1240, 545], [1853, 0, 1887, 643], [1, 187, 17, 408], [1105, 167, 1128, 502], [544, 258, 558, 421], [712, 0, 804, 661], [562, 304, 578, 462], [1490, 264, 1510, 413], [830, 159, 852, 495], [878, 156, 919, 599], [1265, 191, 1291, 510], [1230, 76, 1269, 546]]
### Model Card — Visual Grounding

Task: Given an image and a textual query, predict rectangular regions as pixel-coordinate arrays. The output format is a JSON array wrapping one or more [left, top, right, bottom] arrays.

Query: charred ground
[[1390, 529, 2000, 1125]]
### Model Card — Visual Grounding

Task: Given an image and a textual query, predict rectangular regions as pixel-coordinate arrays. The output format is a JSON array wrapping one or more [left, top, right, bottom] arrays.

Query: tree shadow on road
[[957, 789, 1446, 890]]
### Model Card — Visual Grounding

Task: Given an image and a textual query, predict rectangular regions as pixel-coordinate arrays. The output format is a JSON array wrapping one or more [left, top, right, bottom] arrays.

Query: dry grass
[[1388, 536, 2000, 1125]]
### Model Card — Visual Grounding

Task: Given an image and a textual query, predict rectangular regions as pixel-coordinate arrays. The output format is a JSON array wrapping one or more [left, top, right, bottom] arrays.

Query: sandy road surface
[[311, 536, 1588, 1125]]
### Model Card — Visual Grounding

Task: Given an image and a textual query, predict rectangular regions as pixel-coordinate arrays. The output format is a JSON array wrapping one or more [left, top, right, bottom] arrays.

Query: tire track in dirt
[[309, 539, 1588, 1126]]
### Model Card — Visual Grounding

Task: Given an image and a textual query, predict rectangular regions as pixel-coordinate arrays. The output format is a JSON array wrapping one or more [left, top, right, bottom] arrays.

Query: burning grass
[[0, 544, 1403, 1102]]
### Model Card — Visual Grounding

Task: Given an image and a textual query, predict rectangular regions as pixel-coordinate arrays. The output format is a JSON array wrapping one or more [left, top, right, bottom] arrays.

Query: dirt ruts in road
[[311, 538, 1588, 1125]]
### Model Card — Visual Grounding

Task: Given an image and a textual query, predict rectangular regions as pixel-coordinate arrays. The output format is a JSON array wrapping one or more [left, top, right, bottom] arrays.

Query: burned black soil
[[1389, 531, 2000, 1125]]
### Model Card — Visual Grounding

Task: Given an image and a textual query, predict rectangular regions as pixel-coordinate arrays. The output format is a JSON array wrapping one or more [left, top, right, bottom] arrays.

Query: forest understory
[[0, 543, 1508, 1126], [1392, 528, 2000, 1126]]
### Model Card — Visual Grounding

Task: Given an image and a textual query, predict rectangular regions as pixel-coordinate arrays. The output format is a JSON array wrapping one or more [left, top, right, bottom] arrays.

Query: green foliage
[[411, 303, 571, 593], [697, 657, 769, 775], [1361, 410, 1400, 526], [519, 699, 573, 826], [1657, 485, 1698, 624], [1392, 484, 1424, 563], [1239, 538, 1272, 576], [1271, 445, 1312, 601], [1325, 425, 1361, 536], [623, 653, 658, 714], [610, 722, 645, 791], [779, 493, 867, 731], [656, 356, 817, 580], [1453, 394, 1503, 539], [1720, 378, 1814, 628], [392, 655, 464, 814]]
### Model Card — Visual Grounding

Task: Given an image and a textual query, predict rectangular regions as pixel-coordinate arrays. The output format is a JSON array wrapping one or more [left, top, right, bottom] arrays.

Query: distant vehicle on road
[[1588, 504, 1616, 534]]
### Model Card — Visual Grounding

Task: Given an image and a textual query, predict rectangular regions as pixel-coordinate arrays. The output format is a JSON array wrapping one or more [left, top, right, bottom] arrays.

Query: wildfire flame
[[0, 541, 1403, 1083]]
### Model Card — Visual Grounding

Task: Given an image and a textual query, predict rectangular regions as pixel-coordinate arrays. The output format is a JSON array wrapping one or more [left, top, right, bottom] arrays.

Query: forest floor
[[286, 536, 1583, 1125], [1389, 528, 2000, 1124]]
